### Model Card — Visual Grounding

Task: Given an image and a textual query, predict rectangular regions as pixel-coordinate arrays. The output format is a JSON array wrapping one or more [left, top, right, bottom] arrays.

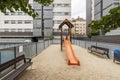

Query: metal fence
[[72, 39, 120, 59], [1, 38, 120, 78], [0, 39, 53, 78]]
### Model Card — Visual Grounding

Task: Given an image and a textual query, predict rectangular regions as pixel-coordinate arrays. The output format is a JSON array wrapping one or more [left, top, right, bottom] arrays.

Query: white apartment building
[[72, 17, 86, 35], [0, 0, 71, 38], [53, 0, 71, 32], [0, 0, 33, 33]]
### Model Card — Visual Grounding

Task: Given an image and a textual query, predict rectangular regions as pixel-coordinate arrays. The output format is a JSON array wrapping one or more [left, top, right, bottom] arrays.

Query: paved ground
[[18, 45, 120, 80]]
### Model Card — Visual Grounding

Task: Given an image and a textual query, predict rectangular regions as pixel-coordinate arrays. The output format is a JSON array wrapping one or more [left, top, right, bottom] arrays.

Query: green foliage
[[34, 0, 53, 6], [88, 6, 120, 36], [109, 6, 120, 27], [87, 29, 100, 38], [0, 0, 53, 18]]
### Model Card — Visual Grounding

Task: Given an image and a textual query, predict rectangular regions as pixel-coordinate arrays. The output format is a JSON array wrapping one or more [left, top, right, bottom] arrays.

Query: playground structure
[[59, 19, 80, 66]]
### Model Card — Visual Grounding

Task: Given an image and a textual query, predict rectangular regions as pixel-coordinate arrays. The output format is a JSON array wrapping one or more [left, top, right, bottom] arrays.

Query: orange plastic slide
[[64, 38, 80, 66]]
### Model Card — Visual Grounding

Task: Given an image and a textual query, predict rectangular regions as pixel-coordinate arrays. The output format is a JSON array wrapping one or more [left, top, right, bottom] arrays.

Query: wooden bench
[[0, 54, 32, 80], [88, 45, 109, 58]]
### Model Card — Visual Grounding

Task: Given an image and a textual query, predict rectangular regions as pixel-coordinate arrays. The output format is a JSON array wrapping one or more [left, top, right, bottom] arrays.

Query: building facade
[[33, 2, 53, 37], [87, 0, 120, 35], [86, 0, 92, 29], [0, 0, 71, 38], [94, 0, 120, 20], [94, 0, 120, 35], [86, 0, 95, 32], [0, 0, 33, 37], [53, 0, 71, 33], [71, 17, 86, 35]]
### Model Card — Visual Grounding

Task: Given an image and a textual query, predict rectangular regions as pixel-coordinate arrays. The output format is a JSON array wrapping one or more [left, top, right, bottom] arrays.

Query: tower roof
[[59, 19, 74, 29]]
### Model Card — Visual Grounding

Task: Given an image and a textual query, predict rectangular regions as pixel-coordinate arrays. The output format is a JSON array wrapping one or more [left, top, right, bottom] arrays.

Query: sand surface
[[18, 45, 120, 80]]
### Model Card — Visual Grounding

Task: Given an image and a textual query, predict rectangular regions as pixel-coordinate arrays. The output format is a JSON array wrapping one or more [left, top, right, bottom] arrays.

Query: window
[[54, 20, 62, 24], [4, 12, 9, 15], [0, 29, 5, 32], [18, 12, 22, 15], [53, 4, 56, 7], [11, 12, 16, 15], [53, 4, 62, 7], [18, 20, 22, 24], [24, 13, 28, 15], [57, 4, 62, 7], [24, 20, 32, 24], [4, 29, 9, 32], [114, 2, 120, 5], [11, 29, 16, 32], [36, 9, 41, 11], [24, 29, 32, 32], [11, 20, 16, 24], [64, 12, 70, 15], [18, 29, 23, 32], [64, 4, 70, 7], [54, 12, 70, 16], [64, 12, 69, 15], [4, 20, 9, 24], [83, 24, 85, 26], [53, 4, 70, 7]]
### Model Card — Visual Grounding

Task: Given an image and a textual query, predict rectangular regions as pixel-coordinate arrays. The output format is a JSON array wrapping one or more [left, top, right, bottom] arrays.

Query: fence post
[[0, 52, 1, 64], [44, 40, 45, 49], [52, 39, 53, 44], [14, 47, 17, 69], [75, 39, 77, 45], [79, 40, 80, 46], [36, 43, 37, 56], [48, 40, 49, 46], [47, 40, 49, 47], [96, 41, 97, 47], [74, 39, 75, 44], [76, 40, 77, 45], [85, 39, 86, 48]]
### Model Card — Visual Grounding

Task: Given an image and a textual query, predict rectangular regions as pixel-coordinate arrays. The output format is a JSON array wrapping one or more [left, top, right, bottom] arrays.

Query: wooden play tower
[[59, 19, 74, 51]]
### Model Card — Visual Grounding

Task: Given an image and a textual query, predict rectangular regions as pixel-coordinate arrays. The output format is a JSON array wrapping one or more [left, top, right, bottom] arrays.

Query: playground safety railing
[[0, 38, 119, 78]]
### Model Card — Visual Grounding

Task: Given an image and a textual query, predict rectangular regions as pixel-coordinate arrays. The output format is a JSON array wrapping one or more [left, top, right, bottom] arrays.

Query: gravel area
[[18, 45, 120, 80]]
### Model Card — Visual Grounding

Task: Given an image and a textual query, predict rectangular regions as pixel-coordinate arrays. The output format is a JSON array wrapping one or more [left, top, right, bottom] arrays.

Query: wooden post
[[61, 28, 63, 51], [68, 28, 71, 42]]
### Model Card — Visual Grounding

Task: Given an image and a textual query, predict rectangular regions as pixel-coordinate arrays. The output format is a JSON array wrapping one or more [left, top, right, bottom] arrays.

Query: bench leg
[[106, 54, 110, 58], [113, 58, 115, 62], [104, 52, 109, 58]]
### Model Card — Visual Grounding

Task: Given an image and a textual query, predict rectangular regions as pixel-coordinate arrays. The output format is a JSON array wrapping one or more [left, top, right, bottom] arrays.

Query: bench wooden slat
[[0, 55, 26, 72], [1, 62, 32, 80]]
